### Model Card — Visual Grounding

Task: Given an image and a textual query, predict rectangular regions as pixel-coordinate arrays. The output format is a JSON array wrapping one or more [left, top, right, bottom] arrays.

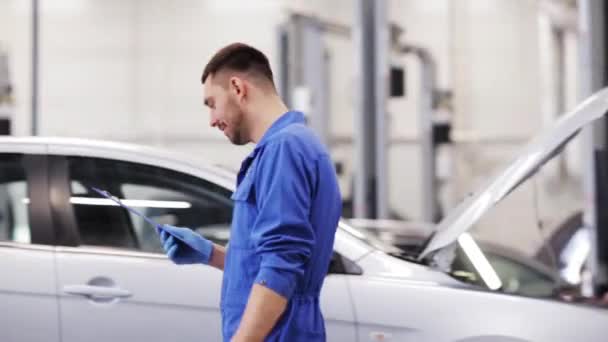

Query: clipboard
[[90, 186, 163, 230]]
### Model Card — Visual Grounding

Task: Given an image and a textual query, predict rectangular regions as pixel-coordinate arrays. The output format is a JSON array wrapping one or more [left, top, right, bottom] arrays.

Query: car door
[[0, 152, 60, 342], [322, 253, 360, 341], [49, 155, 230, 342]]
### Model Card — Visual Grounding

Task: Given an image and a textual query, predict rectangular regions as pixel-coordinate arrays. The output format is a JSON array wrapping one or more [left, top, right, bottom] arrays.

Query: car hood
[[419, 88, 608, 260], [357, 250, 467, 287]]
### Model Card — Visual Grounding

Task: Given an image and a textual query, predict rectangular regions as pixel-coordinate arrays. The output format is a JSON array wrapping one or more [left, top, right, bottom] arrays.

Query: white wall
[[40, 1, 136, 140], [1, 0, 292, 167], [0, 1, 33, 135], [450, 0, 543, 191], [387, 0, 452, 220]]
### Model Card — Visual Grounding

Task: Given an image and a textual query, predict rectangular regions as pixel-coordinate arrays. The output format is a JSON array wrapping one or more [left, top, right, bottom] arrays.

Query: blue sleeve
[[251, 138, 316, 299]]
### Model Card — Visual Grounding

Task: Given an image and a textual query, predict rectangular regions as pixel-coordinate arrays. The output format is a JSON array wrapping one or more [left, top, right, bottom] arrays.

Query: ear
[[229, 76, 246, 101]]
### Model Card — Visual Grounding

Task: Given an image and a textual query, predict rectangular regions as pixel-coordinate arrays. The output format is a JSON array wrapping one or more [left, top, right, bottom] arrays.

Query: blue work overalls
[[221, 111, 342, 341]]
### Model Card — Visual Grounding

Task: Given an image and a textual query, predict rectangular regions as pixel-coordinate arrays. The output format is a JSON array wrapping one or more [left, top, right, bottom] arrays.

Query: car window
[[66, 157, 233, 253], [485, 253, 554, 297], [449, 245, 556, 297], [0, 154, 31, 244]]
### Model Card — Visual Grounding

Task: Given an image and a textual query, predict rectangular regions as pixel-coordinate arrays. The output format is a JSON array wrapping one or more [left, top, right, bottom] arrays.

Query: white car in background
[[3, 90, 608, 342]]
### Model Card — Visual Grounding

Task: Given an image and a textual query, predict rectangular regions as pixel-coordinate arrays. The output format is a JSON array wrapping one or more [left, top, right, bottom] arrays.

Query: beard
[[228, 127, 247, 145], [225, 100, 248, 145]]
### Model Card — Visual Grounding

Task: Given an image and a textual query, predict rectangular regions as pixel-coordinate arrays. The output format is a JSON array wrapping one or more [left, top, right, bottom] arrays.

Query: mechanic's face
[[204, 75, 248, 145]]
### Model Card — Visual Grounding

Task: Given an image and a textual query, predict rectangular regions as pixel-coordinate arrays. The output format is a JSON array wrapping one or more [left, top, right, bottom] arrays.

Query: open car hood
[[419, 88, 608, 260]]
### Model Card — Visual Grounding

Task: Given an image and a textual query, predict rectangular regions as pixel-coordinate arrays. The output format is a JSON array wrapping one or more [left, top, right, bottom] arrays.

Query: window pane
[[121, 183, 232, 253], [66, 157, 233, 252], [0, 155, 30, 244], [485, 253, 553, 297]]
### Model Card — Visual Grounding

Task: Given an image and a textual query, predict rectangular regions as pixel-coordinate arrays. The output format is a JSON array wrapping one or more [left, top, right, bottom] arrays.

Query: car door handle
[[370, 331, 392, 341], [63, 284, 132, 300]]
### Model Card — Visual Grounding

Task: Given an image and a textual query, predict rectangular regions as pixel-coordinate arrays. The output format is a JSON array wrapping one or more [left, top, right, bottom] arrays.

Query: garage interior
[[1, 0, 608, 341]]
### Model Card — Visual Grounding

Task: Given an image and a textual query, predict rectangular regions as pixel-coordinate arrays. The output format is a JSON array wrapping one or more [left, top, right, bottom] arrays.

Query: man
[[157, 42, 342, 341]]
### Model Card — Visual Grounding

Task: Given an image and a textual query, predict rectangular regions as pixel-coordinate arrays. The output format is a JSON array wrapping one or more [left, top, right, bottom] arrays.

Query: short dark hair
[[201, 43, 275, 88]]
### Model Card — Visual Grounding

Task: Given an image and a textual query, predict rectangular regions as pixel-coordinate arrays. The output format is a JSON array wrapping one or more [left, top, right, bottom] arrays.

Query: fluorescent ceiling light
[[22, 197, 191, 209]]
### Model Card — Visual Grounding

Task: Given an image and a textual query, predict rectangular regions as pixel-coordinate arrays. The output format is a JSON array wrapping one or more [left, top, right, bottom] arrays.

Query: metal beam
[[300, 17, 330, 146], [276, 25, 290, 104], [400, 45, 440, 222], [579, 0, 608, 297], [353, 0, 389, 219], [289, 13, 351, 37], [31, 0, 39, 136], [282, 9, 390, 219], [374, 0, 389, 219], [353, 0, 376, 219], [281, 15, 331, 146]]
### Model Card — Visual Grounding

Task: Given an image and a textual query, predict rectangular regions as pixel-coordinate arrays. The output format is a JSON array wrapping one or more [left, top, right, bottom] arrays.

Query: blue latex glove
[[157, 225, 213, 265]]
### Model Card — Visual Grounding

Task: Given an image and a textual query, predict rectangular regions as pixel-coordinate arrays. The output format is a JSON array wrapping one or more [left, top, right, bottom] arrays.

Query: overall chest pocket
[[225, 169, 261, 298], [230, 169, 256, 203], [229, 168, 258, 248]]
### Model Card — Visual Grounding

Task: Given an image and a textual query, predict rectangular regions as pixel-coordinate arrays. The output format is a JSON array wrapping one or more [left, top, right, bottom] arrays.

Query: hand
[[157, 224, 213, 265]]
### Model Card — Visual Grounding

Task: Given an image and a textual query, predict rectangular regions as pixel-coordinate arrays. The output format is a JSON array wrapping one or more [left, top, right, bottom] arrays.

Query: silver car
[[347, 218, 566, 298], [3, 89, 608, 342]]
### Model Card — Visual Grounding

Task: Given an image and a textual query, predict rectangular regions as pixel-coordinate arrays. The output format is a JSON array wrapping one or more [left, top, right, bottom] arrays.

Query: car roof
[[0, 136, 237, 189]]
